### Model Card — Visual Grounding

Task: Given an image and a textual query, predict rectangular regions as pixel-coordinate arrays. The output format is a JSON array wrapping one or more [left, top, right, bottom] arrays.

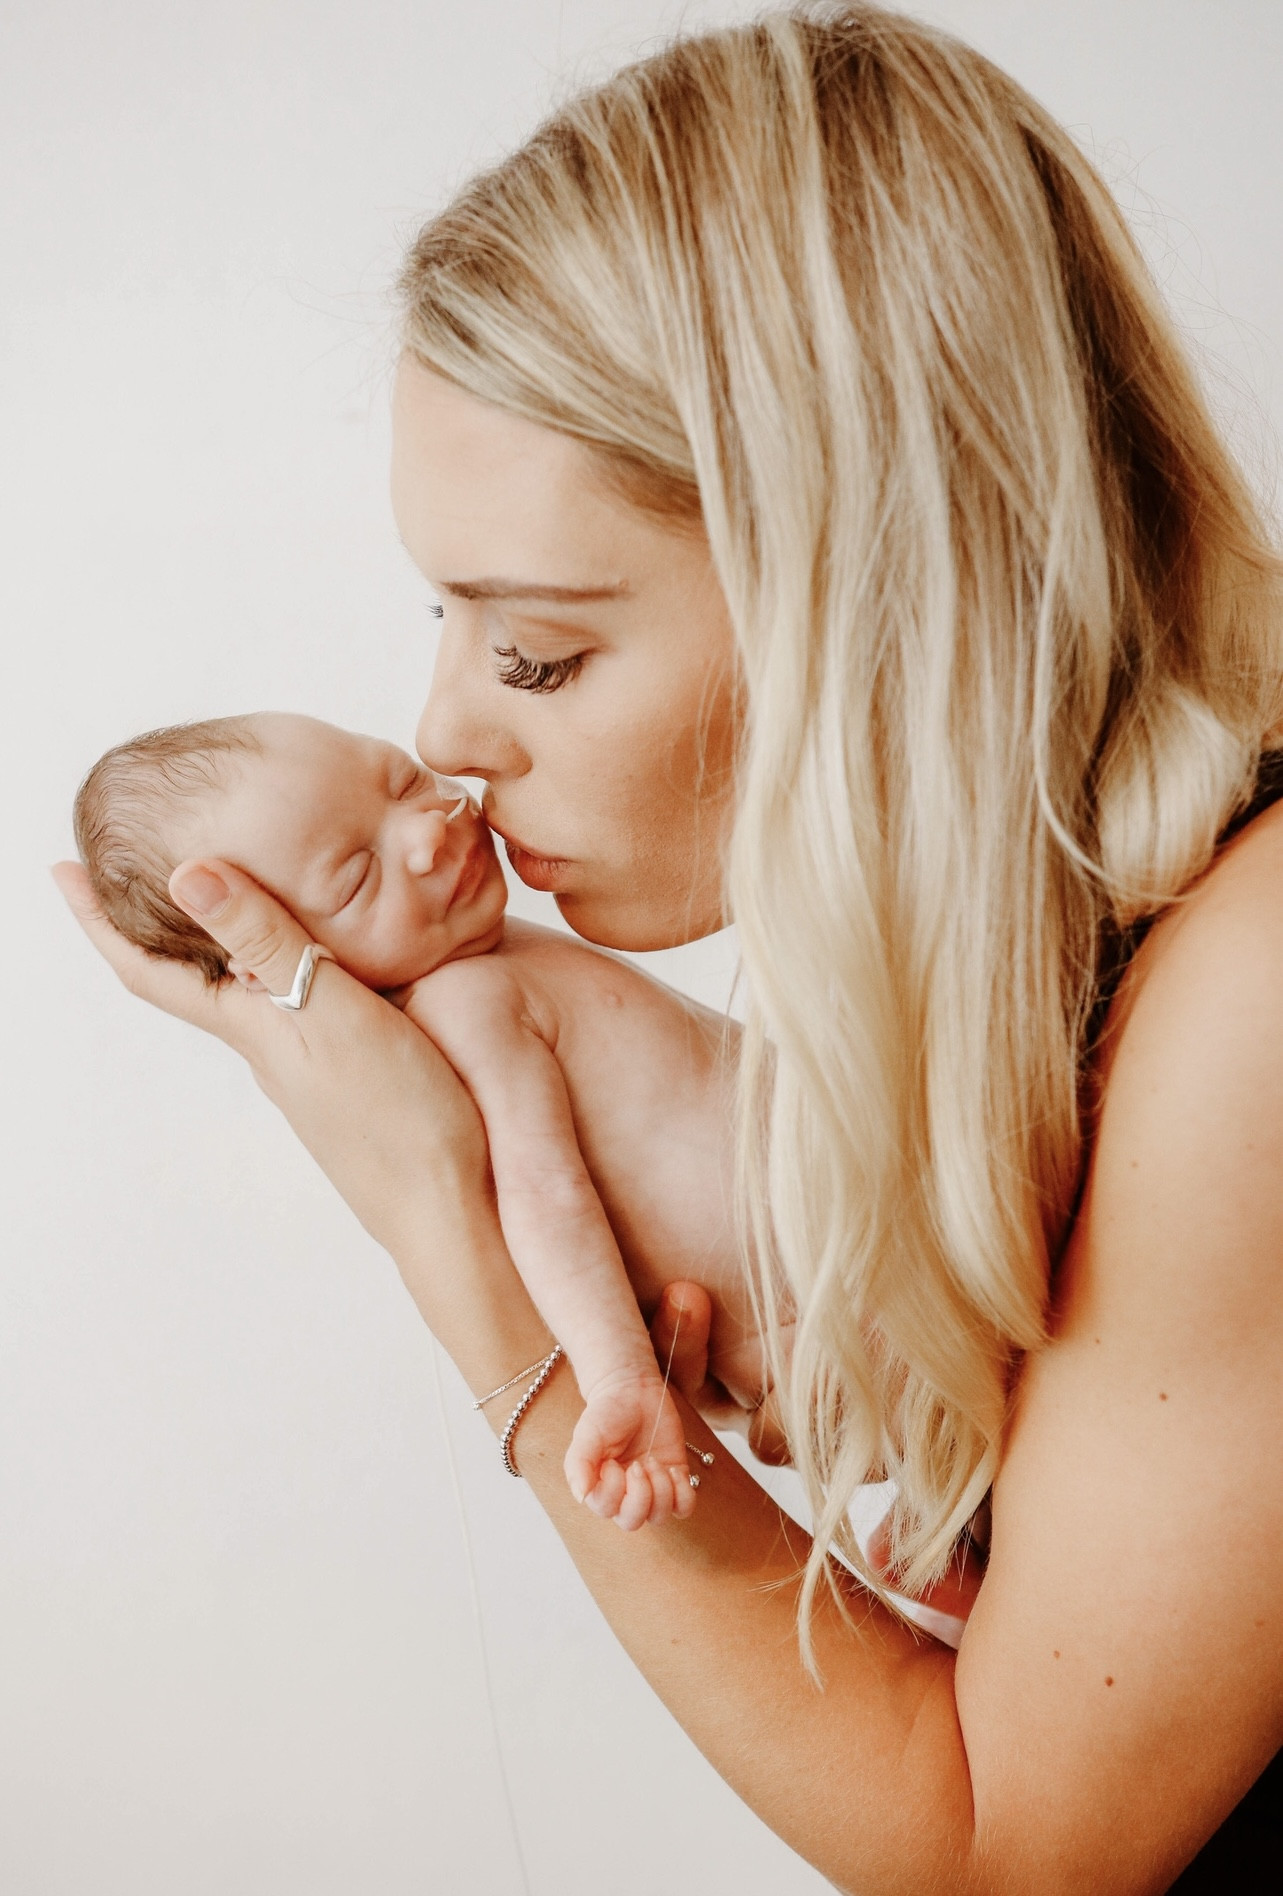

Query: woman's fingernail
[[171, 866, 230, 917]]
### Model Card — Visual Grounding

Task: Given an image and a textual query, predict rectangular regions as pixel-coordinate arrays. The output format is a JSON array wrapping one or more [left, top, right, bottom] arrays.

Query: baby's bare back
[[404, 919, 759, 1399]]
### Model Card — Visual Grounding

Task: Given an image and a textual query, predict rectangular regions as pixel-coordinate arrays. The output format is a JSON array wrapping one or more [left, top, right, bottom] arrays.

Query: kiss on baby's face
[[179, 714, 508, 987]]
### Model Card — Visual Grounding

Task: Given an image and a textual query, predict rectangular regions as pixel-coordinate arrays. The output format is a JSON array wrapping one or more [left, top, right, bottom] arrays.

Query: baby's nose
[[405, 808, 451, 877]]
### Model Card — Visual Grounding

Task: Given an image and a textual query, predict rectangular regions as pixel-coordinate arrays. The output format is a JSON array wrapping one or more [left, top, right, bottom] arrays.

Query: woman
[[57, 7, 1283, 1889]]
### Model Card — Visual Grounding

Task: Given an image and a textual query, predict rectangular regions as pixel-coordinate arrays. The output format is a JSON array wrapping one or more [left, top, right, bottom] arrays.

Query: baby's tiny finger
[[670, 1463, 699, 1521], [643, 1459, 675, 1528], [585, 1460, 626, 1520], [564, 1433, 600, 1505], [613, 1461, 651, 1533]]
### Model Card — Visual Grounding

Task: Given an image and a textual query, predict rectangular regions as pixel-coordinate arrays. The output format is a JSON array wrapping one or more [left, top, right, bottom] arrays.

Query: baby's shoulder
[[494, 915, 622, 970], [488, 917, 646, 1008], [401, 942, 539, 1044]]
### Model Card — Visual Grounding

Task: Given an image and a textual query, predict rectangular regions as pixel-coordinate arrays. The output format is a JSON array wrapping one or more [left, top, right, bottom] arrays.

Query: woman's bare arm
[[493, 815, 1283, 1895], [56, 834, 1283, 1896]]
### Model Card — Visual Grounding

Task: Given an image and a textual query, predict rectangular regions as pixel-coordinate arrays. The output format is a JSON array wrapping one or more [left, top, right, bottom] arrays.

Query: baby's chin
[[339, 915, 507, 992]]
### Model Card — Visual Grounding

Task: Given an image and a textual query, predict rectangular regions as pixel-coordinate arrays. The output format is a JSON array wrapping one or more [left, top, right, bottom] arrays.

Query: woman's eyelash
[[428, 593, 582, 690], [492, 644, 585, 694]]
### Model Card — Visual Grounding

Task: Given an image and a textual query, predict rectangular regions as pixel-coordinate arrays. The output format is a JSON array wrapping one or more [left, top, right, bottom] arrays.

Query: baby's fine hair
[[73, 717, 261, 983]]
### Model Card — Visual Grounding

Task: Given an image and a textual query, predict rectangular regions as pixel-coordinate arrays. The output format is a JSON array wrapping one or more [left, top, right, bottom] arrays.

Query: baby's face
[[181, 714, 508, 987]]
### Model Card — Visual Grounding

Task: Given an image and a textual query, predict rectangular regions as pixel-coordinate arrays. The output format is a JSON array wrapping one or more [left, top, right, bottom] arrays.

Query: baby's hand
[[566, 1368, 696, 1530]]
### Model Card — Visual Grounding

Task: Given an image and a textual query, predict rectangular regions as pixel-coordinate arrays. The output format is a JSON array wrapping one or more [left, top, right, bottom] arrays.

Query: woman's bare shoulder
[[953, 804, 1283, 1887], [1058, 796, 1283, 1391], [1120, 795, 1283, 1013], [1097, 797, 1283, 1204]]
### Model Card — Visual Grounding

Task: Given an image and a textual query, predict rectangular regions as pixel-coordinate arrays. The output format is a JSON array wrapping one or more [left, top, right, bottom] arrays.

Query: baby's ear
[[226, 958, 267, 992]]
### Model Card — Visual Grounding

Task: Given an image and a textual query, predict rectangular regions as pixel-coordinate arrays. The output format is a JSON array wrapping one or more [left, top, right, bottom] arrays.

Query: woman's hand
[[647, 1281, 792, 1465], [52, 857, 545, 1385]]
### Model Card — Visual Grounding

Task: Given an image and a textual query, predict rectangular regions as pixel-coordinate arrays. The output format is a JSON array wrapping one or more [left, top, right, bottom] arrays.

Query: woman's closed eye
[[492, 643, 585, 694]]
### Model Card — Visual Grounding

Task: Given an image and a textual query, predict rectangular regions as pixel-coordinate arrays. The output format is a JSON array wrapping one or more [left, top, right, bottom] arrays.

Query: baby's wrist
[[579, 1357, 673, 1406]]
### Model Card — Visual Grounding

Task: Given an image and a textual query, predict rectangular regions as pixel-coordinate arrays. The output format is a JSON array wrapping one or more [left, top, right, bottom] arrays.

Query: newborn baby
[[75, 712, 771, 1522]]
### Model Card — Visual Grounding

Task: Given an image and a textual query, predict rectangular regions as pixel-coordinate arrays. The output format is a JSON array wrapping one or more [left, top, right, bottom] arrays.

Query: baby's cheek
[[359, 939, 433, 989], [366, 917, 459, 988], [297, 916, 389, 990]]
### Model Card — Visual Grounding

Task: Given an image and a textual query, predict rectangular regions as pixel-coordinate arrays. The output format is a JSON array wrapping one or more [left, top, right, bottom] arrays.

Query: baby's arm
[[404, 962, 694, 1525]]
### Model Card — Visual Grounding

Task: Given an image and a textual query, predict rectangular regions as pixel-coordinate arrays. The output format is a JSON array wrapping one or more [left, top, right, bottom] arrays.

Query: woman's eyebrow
[[435, 577, 629, 604]]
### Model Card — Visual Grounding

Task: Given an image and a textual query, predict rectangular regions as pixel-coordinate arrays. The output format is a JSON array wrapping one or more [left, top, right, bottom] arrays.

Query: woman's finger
[[746, 1390, 793, 1467], [168, 859, 319, 1009], [54, 858, 320, 1058], [53, 860, 241, 1031], [55, 859, 506, 1332], [650, 1281, 713, 1404]]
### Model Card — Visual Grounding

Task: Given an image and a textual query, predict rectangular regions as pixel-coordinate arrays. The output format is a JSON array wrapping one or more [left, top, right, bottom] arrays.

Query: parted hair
[[397, 3, 1283, 1656], [73, 718, 261, 983]]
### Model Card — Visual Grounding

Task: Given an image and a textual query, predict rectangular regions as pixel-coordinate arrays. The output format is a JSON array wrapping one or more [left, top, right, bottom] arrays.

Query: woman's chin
[[554, 889, 727, 953]]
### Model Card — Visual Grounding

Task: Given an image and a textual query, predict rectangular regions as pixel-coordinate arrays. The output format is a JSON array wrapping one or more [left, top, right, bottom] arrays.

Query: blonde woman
[[58, 6, 1283, 1890]]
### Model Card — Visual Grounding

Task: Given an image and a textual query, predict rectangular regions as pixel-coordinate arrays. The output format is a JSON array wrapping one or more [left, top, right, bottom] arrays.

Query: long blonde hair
[[398, 3, 1283, 1656]]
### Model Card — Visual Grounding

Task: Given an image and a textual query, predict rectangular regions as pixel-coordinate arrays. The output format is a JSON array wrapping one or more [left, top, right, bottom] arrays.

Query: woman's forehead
[[389, 358, 661, 592]]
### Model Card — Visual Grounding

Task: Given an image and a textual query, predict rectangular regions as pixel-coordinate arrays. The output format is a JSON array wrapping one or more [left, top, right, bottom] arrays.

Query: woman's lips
[[492, 829, 571, 894]]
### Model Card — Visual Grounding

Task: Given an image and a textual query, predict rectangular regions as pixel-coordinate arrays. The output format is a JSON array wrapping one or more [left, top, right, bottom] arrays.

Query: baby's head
[[74, 713, 508, 988]]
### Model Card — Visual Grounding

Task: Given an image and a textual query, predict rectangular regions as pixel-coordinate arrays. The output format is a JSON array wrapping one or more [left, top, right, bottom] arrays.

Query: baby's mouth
[[446, 837, 492, 912]]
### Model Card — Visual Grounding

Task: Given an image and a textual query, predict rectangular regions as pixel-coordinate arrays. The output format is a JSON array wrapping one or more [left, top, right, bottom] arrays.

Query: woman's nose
[[415, 623, 527, 781], [404, 808, 450, 877]]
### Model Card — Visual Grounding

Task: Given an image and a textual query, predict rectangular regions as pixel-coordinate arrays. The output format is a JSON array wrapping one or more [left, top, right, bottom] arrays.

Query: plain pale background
[[3, 3, 1280, 1891]]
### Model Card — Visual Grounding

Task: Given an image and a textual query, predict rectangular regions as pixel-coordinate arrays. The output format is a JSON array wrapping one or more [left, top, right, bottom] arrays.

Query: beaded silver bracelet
[[472, 1349, 561, 1413], [473, 1344, 566, 1478]]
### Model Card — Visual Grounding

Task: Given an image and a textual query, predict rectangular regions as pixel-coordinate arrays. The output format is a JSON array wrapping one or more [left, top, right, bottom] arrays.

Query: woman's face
[[390, 357, 738, 951]]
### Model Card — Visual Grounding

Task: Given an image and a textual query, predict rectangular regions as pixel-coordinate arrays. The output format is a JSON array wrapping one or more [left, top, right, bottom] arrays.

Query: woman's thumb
[[651, 1281, 713, 1401]]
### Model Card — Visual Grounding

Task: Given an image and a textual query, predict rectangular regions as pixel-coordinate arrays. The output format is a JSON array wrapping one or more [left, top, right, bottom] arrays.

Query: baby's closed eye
[[333, 851, 375, 912]]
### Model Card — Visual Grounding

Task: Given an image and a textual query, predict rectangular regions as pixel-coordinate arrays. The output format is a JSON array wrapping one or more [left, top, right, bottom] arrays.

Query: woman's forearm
[[499, 1370, 975, 1895], [407, 1204, 979, 1896], [388, 1175, 557, 1399]]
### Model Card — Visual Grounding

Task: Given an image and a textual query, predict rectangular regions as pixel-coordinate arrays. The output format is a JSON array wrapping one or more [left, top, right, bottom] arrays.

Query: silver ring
[[268, 942, 332, 1011]]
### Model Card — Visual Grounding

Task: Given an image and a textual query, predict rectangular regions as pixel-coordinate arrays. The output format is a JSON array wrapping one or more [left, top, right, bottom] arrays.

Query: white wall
[[3, 4, 1280, 1891]]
